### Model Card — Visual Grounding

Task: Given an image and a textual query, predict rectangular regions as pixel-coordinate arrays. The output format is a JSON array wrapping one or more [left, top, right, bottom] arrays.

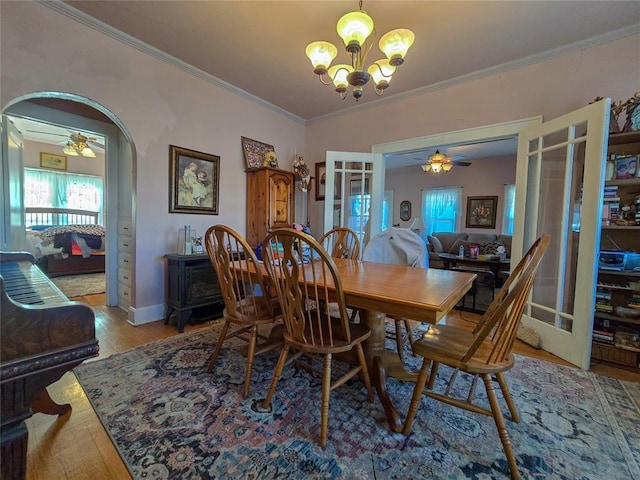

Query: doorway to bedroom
[[2, 94, 134, 310]]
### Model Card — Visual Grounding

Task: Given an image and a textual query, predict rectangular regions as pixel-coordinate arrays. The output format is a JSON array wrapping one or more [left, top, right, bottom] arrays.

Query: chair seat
[[412, 324, 515, 374], [285, 318, 371, 354], [225, 297, 282, 324]]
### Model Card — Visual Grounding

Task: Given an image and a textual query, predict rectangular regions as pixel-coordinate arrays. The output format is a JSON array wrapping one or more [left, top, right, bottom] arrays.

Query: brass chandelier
[[421, 150, 453, 174], [62, 133, 96, 158], [305, 0, 414, 101]]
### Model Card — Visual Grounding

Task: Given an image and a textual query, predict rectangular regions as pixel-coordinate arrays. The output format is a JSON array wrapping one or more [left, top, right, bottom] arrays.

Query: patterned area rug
[[51, 272, 105, 298], [74, 324, 640, 479]]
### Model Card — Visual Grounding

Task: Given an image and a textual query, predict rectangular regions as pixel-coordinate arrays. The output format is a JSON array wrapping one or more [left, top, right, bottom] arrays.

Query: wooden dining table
[[237, 258, 476, 432]]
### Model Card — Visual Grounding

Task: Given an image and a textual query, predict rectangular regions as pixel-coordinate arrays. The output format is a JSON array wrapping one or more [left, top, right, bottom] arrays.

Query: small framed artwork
[[466, 196, 498, 229], [350, 177, 370, 196], [241, 136, 275, 170], [169, 145, 220, 214], [615, 155, 638, 179], [400, 200, 412, 221], [315, 162, 326, 201], [40, 152, 67, 171]]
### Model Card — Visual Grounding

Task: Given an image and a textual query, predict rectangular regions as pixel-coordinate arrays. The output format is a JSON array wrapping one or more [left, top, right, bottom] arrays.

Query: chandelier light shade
[[306, 0, 414, 101], [421, 150, 454, 174], [62, 133, 96, 158]]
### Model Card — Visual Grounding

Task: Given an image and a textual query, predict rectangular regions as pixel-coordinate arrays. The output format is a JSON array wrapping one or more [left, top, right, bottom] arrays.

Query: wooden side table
[[163, 253, 223, 332]]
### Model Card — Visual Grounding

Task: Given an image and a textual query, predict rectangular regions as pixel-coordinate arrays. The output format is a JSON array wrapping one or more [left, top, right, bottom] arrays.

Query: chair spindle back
[[320, 227, 361, 260]]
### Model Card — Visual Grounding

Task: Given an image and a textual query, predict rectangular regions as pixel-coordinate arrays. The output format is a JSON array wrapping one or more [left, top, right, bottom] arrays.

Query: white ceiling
[[18, 1, 639, 166], [9, 116, 106, 153], [61, 0, 639, 121]]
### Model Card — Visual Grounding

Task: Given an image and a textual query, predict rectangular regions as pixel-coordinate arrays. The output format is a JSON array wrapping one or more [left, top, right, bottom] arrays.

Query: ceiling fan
[[415, 149, 471, 174], [26, 129, 105, 157]]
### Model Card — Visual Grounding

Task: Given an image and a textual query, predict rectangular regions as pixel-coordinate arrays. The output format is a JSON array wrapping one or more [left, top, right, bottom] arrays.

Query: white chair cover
[[362, 227, 429, 269]]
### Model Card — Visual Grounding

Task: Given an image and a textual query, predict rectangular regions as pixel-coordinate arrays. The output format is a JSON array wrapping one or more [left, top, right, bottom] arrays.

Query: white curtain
[[24, 168, 104, 213], [421, 187, 462, 234], [502, 183, 516, 234]]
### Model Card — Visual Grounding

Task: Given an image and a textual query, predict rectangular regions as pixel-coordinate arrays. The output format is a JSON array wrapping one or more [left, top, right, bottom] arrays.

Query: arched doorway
[[1, 93, 135, 309]]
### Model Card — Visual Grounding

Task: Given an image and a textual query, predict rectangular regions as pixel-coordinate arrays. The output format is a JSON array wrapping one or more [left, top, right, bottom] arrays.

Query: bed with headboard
[[25, 207, 105, 277]]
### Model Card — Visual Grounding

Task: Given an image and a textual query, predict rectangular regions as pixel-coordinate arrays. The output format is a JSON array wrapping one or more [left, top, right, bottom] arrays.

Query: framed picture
[[315, 162, 326, 201], [400, 200, 412, 221], [615, 155, 638, 179], [241, 136, 275, 170], [350, 177, 370, 196], [40, 152, 67, 171], [466, 196, 498, 229], [169, 145, 220, 214]]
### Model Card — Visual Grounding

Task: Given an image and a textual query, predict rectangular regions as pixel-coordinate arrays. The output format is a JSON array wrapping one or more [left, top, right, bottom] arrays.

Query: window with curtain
[[381, 189, 394, 231], [421, 187, 462, 234], [502, 183, 516, 234], [24, 168, 104, 216]]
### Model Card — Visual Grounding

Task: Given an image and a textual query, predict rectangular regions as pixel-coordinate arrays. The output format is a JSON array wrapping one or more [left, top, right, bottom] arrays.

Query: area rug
[[51, 272, 105, 298], [74, 324, 640, 479]]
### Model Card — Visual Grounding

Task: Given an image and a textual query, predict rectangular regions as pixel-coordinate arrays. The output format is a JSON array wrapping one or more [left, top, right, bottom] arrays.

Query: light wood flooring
[[24, 293, 640, 480]]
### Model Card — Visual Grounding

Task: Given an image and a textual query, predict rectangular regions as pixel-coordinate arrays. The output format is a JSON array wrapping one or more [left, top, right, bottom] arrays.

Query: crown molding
[[308, 23, 640, 125], [38, 0, 306, 126]]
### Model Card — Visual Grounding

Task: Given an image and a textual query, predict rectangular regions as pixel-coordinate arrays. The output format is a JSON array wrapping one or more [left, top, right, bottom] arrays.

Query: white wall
[[386, 155, 516, 232], [23, 140, 106, 177], [305, 34, 640, 232], [1, 1, 305, 314], [2, 1, 639, 321]]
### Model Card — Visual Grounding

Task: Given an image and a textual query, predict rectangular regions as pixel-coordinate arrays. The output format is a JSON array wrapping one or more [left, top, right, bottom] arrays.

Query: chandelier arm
[[374, 86, 384, 96], [318, 74, 334, 86], [370, 61, 393, 79]]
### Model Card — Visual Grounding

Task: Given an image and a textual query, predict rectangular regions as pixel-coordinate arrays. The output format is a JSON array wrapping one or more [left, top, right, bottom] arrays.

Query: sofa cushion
[[478, 240, 505, 255], [497, 234, 512, 256], [427, 235, 444, 253], [467, 233, 498, 244], [432, 232, 467, 253]]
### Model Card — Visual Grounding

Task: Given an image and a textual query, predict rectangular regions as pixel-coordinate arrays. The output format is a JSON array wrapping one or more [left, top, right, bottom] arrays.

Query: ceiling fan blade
[[452, 161, 472, 166], [89, 140, 105, 149], [26, 129, 68, 137]]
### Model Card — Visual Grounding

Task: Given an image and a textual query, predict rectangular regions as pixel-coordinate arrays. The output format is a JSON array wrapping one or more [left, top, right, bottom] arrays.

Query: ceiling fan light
[[379, 28, 415, 66], [431, 162, 443, 173], [428, 149, 446, 163], [336, 10, 374, 51], [306, 41, 338, 74], [421, 164, 432, 172], [367, 59, 395, 87], [81, 146, 96, 158], [443, 163, 453, 172], [63, 143, 79, 156]]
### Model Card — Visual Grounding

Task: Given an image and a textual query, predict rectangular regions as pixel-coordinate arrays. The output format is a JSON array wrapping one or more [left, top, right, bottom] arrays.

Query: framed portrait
[[169, 145, 220, 214], [315, 162, 326, 201], [350, 177, 370, 196], [241, 136, 275, 170], [465, 196, 498, 229], [40, 152, 67, 171], [400, 200, 412, 221], [615, 155, 638, 179]]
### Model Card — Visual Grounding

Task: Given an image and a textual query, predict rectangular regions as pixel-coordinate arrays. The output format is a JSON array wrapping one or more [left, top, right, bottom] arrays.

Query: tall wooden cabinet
[[592, 131, 640, 369], [246, 167, 295, 247]]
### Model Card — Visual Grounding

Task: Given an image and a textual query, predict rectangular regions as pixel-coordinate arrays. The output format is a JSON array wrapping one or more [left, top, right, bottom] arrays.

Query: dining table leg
[[359, 309, 404, 433]]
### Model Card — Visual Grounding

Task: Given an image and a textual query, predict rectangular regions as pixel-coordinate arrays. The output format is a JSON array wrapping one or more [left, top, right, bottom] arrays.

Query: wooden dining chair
[[319, 227, 361, 321], [401, 234, 550, 480], [320, 227, 361, 260], [204, 225, 283, 398], [260, 228, 374, 447]]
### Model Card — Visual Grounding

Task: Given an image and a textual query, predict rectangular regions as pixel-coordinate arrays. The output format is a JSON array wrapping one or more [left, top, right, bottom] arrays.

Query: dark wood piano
[[0, 252, 99, 480]]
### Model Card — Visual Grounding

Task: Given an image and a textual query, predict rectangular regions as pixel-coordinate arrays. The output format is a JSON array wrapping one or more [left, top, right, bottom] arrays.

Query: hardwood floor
[[24, 293, 640, 480]]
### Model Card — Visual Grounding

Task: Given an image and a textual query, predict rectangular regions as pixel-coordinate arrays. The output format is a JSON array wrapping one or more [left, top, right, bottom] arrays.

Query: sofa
[[426, 232, 513, 269]]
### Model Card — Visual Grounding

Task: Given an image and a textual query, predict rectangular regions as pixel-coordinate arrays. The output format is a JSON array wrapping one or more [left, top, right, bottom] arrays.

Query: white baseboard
[[126, 303, 165, 326]]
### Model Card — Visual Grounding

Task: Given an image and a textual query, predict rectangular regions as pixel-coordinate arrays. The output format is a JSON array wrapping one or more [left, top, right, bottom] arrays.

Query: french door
[[323, 151, 384, 250], [512, 99, 610, 369]]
